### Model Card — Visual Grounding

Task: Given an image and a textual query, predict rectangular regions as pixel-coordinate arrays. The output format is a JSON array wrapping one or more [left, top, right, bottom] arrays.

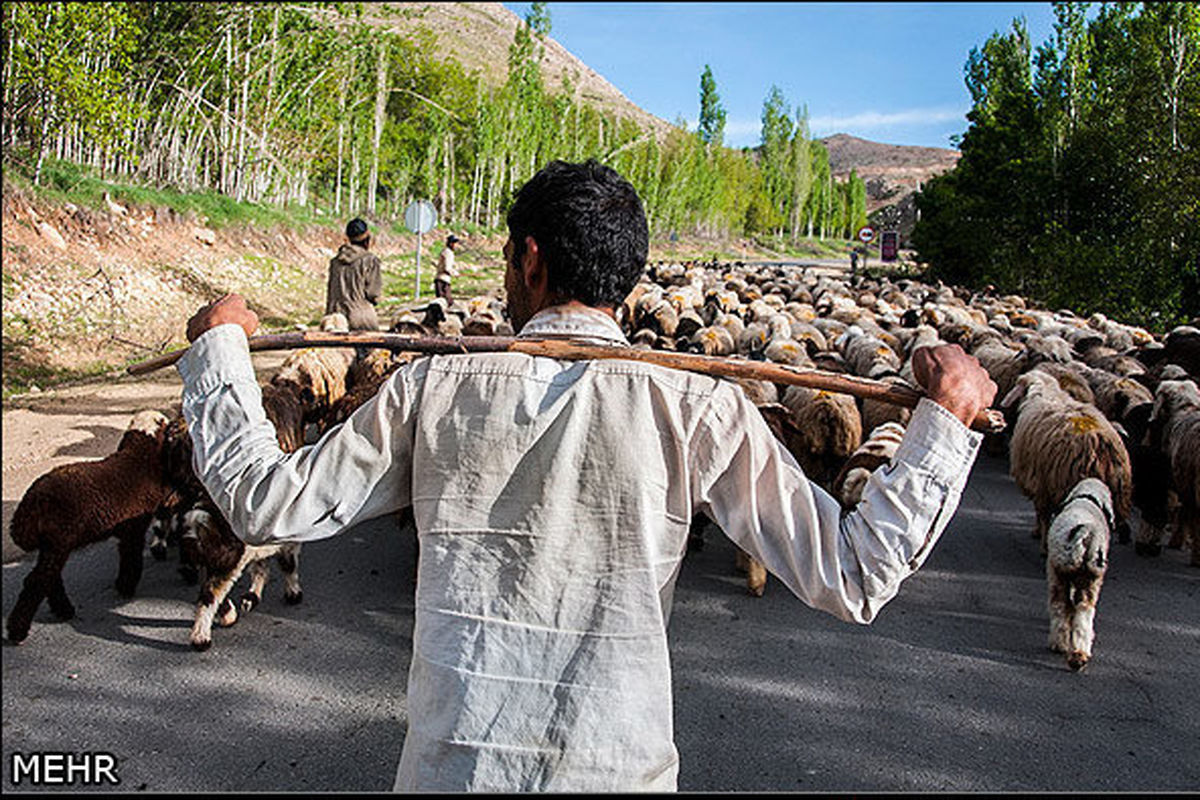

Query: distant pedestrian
[[434, 235, 460, 305], [326, 218, 382, 331], [849, 247, 859, 277]]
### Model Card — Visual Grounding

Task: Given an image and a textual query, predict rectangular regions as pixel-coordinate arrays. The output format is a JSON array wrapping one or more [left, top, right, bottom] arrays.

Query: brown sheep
[[7, 411, 171, 643], [1138, 380, 1200, 566], [778, 385, 863, 492], [831, 421, 907, 509], [1002, 370, 1132, 553]]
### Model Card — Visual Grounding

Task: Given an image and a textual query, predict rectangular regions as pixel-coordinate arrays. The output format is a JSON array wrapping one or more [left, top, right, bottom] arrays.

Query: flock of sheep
[[6, 259, 1199, 672]]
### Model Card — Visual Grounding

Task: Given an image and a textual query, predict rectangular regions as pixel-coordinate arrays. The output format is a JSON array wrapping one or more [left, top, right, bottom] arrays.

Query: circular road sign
[[404, 200, 438, 234], [857, 225, 876, 243]]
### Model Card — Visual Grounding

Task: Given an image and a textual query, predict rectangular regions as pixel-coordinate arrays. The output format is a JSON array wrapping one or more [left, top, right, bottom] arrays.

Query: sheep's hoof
[[1067, 652, 1089, 672], [150, 544, 168, 561], [7, 621, 31, 644], [48, 600, 75, 621], [1116, 523, 1131, 545], [284, 590, 303, 606], [190, 638, 212, 652], [178, 565, 199, 585], [1135, 542, 1161, 558], [216, 599, 239, 628], [240, 593, 260, 613]]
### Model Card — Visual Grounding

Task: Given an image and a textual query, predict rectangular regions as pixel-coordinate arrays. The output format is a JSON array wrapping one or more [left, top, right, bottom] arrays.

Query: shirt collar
[[517, 304, 629, 346]]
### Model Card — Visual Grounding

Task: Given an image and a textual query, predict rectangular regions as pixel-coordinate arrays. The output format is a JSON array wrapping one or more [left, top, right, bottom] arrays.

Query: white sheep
[[1046, 478, 1114, 671]]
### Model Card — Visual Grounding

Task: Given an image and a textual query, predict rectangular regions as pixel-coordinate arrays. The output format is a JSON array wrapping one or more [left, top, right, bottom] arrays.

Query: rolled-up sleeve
[[690, 388, 982, 624], [177, 324, 415, 545]]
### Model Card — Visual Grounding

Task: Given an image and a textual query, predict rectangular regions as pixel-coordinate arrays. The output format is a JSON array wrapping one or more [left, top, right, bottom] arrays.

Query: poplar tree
[[697, 64, 726, 147]]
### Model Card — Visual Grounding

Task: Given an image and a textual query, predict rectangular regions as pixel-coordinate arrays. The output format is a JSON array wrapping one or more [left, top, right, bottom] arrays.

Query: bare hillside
[[820, 133, 960, 214], [375, 2, 675, 137]]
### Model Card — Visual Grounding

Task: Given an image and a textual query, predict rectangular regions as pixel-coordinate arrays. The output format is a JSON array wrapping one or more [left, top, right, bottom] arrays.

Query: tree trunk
[[368, 41, 388, 214]]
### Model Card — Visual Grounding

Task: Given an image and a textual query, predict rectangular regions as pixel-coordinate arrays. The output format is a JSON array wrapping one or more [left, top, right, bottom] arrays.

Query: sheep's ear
[[999, 380, 1026, 410]]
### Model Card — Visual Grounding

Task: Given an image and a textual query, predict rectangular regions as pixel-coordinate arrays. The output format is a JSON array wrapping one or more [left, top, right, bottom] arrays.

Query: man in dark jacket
[[326, 218, 382, 331]]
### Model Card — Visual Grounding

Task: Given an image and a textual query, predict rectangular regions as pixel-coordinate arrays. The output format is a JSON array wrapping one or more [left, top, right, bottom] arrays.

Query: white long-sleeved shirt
[[177, 305, 982, 793]]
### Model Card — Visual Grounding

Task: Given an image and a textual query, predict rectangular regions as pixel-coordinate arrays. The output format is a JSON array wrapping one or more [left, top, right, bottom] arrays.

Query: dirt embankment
[[1, 188, 356, 393]]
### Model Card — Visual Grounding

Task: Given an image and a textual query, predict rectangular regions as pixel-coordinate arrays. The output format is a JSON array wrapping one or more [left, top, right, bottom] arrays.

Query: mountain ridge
[[379, 4, 960, 225]]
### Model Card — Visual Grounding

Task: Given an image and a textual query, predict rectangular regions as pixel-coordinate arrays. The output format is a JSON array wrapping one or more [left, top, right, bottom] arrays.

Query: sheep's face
[[1148, 379, 1200, 448], [320, 313, 350, 333], [122, 410, 170, 450], [1000, 370, 1055, 411]]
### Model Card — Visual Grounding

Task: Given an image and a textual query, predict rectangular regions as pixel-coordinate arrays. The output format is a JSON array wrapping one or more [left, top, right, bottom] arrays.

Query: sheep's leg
[[1065, 578, 1102, 671], [687, 514, 708, 554], [1046, 569, 1070, 655], [1036, 509, 1050, 557], [7, 548, 70, 642], [735, 548, 767, 597], [178, 525, 201, 585], [147, 507, 174, 562], [190, 550, 255, 651], [1135, 519, 1164, 557], [277, 545, 303, 605], [1181, 510, 1200, 567], [45, 571, 75, 620], [239, 558, 270, 613], [114, 521, 146, 597]]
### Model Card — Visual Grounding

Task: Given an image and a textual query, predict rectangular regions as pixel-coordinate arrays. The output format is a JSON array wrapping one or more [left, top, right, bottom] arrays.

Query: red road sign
[[857, 226, 876, 243]]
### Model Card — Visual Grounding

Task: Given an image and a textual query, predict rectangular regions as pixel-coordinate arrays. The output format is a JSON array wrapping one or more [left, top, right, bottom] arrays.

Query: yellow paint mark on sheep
[[1068, 415, 1100, 434], [817, 390, 831, 399]]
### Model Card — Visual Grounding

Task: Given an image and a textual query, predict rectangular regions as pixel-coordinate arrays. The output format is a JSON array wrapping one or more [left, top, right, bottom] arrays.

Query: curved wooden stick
[[127, 331, 1006, 434]]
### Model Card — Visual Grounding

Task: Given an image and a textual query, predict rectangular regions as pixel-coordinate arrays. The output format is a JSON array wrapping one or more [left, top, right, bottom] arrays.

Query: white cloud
[[808, 108, 966, 134]]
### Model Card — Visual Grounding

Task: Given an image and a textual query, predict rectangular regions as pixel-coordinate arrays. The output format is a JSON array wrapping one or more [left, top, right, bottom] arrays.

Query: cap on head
[[346, 218, 369, 243], [447, 234, 459, 245]]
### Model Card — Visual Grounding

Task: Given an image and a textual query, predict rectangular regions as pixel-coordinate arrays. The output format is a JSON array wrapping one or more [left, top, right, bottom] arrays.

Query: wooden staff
[[127, 331, 1006, 434]]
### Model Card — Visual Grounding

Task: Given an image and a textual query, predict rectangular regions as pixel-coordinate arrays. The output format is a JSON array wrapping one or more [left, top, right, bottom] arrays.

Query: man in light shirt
[[434, 234, 459, 304], [179, 159, 996, 792]]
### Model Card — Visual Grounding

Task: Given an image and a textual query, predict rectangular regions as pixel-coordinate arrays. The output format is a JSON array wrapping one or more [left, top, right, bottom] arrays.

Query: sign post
[[404, 200, 438, 300], [856, 226, 876, 272]]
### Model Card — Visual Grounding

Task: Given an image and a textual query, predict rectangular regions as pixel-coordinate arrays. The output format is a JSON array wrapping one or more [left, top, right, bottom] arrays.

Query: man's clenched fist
[[911, 344, 998, 428], [186, 294, 259, 342]]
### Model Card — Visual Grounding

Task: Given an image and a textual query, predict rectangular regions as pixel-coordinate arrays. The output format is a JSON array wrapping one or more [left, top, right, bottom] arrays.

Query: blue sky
[[504, 2, 1059, 150]]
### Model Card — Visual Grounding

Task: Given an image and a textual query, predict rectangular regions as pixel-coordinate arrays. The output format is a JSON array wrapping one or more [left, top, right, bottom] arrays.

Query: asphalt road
[[3, 447, 1197, 792]]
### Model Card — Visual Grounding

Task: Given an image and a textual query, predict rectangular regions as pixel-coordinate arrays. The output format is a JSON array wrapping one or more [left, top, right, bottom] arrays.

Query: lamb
[[160, 415, 306, 650], [1045, 478, 1114, 671], [178, 499, 302, 651], [1001, 370, 1133, 553], [7, 410, 171, 643]]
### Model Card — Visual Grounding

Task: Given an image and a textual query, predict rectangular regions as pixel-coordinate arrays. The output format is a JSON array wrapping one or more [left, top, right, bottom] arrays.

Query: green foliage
[[2, 1, 872, 253], [915, 1, 1200, 330], [697, 65, 726, 147]]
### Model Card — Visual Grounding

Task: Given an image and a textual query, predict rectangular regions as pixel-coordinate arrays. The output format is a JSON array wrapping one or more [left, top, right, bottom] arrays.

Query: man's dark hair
[[506, 159, 648, 307], [346, 218, 369, 243]]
